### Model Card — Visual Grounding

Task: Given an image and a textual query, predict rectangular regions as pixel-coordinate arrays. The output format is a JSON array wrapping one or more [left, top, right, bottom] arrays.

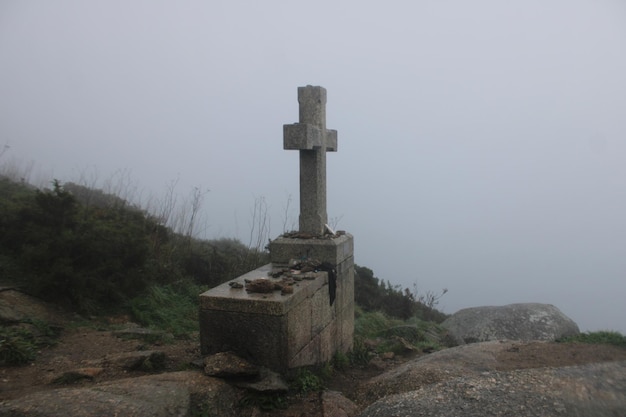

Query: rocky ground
[[2, 288, 626, 416]]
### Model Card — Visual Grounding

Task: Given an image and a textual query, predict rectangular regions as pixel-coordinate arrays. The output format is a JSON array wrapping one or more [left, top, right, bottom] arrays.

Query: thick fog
[[1, 1, 625, 333]]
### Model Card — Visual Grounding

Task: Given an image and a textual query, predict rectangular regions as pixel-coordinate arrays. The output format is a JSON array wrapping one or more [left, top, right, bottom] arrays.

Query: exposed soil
[[494, 340, 626, 371], [2, 289, 626, 416], [0, 322, 200, 401]]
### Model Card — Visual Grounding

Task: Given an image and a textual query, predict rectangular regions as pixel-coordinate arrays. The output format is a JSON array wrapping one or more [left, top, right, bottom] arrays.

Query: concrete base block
[[200, 234, 354, 373], [269, 234, 354, 266]]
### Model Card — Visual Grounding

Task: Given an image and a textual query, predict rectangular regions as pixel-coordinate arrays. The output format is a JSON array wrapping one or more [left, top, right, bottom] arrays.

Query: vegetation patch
[[348, 337, 371, 366], [0, 178, 269, 315], [558, 331, 626, 347], [239, 392, 288, 412], [354, 265, 448, 322], [354, 308, 404, 339], [25, 318, 62, 347], [0, 326, 37, 366], [290, 368, 326, 394], [130, 280, 206, 338], [332, 351, 350, 371], [347, 307, 448, 365], [136, 352, 167, 371], [0, 319, 61, 366]]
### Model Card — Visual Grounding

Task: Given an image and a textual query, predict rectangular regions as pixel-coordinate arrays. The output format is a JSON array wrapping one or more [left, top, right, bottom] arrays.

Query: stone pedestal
[[199, 234, 354, 373], [270, 233, 355, 357]]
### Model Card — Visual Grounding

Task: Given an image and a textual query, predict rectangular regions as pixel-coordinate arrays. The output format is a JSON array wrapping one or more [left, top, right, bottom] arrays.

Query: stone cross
[[283, 85, 338, 236]]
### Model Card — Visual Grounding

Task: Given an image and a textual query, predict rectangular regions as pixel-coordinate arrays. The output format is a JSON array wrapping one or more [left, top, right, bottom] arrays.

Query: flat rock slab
[[204, 351, 259, 378], [0, 289, 67, 324], [361, 340, 510, 403], [0, 371, 238, 417], [359, 360, 626, 417], [234, 368, 289, 392], [442, 303, 579, 344], [360, 339, 626, 405], [322, 390, 359, 417]]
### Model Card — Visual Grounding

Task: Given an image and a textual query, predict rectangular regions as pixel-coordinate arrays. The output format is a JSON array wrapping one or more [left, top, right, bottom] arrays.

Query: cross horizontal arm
[[284, 124, 337, 152]]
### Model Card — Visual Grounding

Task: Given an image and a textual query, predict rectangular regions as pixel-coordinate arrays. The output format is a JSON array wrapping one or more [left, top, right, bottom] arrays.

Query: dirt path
[[0, 325, 200, 401]]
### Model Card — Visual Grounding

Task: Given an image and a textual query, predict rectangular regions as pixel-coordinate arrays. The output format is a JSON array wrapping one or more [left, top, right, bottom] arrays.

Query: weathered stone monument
[[199, 86, 354, 373], [283, 85, 337, 236]]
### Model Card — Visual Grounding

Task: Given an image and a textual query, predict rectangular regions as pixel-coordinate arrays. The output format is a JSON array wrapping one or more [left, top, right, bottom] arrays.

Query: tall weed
[[130, 280, 207, 337]]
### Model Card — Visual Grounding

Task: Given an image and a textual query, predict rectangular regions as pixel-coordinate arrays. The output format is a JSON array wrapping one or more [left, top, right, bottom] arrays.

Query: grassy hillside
[[0, 178, 267, 312], [0, 177, 446, 337]]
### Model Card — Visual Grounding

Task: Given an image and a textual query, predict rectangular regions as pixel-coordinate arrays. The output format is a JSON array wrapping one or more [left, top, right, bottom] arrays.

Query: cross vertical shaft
[[283, 86, 337, 235]]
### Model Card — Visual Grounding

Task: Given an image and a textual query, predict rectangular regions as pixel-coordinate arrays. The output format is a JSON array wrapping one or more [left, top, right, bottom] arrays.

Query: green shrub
[[0, 327, 37, 365], [348, 337, 371, 366], [130, 280, 207, 337], [0, 178, 269, 314], [351, 309, 447, 361], [354, 265, 448, 322], [290, 368, 325, 393], [332, 351, 350, 371], [0, 180, 158, 312], [354, 310, 404, 339], [558, 331, 626, 347], [0, 318, 63, 366], [26, 318, 62, 347]]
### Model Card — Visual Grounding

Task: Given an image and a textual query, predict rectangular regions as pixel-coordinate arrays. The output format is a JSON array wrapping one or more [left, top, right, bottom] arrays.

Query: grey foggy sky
[[1, 1, 625, 333]]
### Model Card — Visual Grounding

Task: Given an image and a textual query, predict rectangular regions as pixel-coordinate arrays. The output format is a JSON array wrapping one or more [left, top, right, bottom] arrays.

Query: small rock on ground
[[322, 390, 359, 417], [235, 368, 288, 392], [204, 351, 260, 378]]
